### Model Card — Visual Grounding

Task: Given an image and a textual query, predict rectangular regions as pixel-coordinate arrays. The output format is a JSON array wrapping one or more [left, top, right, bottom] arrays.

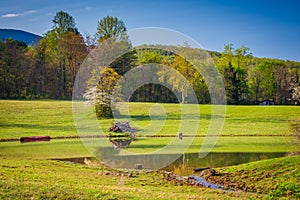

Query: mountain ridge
[[0, 28, 42, 45]]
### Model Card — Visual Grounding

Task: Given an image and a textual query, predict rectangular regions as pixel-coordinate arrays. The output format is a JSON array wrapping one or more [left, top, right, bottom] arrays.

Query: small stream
[[189, 176, 221, 188], [183, 176, 224, 189]]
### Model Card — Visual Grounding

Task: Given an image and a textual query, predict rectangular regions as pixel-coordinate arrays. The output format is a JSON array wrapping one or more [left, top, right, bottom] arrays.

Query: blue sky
[[1, 0, 300, 61]]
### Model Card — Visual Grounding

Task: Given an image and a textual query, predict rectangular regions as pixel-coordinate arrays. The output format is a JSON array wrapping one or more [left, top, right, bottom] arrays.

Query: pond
[[162, 152, 287, 176], [55, 152, 287, 176]]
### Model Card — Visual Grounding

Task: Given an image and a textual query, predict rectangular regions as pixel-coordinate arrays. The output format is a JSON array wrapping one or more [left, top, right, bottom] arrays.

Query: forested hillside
[[0, 11, 299, 105]]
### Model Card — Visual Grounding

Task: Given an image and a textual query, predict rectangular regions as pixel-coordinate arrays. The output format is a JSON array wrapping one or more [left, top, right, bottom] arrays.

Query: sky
[[1, 0, 300, 61]]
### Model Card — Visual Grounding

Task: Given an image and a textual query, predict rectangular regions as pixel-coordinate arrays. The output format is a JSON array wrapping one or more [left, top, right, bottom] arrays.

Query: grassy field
[[1, 100, 300, 140], [0, 100, 299, 158], [0, 100, 76, 140], [0, 100, 299, 199]]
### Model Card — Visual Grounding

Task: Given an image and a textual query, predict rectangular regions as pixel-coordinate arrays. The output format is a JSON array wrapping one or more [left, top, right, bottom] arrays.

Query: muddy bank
[[162, 169, 231, 190]]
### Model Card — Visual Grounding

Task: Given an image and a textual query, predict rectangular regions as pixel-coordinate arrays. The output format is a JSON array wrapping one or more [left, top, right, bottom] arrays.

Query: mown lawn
[[0, 100, 76, 140], [1, 100, 299, 140], [0, 100, 299, 157]]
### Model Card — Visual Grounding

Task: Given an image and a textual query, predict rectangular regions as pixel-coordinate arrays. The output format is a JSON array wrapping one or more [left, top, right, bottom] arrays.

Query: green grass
[[1, 155, 298, 199], [0, 156, 262, 199], [0, 100, 76, 139], [0, 100, 299, 199], [1, 100, 300, 140], [0, 100, 299, 158], [207, 155, 300, 198]]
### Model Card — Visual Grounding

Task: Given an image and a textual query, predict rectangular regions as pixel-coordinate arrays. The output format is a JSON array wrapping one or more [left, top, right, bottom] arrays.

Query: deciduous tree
[[84, 67, 120, 118], [96, 16, 127, 42]]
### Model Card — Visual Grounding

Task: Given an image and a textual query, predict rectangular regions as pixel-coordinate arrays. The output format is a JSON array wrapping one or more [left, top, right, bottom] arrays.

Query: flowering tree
[[84, 67, 120, 118]]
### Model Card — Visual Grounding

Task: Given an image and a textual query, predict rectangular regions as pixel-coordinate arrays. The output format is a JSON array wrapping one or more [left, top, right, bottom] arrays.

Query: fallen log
[[193, 167, 210, 172], [20, 136, 51, 143]]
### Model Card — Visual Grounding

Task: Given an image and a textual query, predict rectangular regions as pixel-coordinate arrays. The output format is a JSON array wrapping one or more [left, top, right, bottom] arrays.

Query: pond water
[[162, 152, 287, 176], [55, 152, 287, 176]]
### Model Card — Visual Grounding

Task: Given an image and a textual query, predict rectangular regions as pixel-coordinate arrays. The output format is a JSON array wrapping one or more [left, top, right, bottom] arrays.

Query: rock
[[97, 172, 103, 176], [200, 169, 217, 178], [135, 164, 143, 169], [178, 132, 183, 140]]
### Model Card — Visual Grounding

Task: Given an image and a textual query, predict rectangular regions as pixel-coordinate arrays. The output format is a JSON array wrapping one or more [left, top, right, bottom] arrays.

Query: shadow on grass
[[117, 114, 224, 121], [0, 123, 75, 131]]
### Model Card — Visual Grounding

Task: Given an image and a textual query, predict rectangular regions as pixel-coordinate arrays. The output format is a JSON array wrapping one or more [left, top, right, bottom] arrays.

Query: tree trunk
[[59, 58, 63, 98], [181, 91, 185, 104]]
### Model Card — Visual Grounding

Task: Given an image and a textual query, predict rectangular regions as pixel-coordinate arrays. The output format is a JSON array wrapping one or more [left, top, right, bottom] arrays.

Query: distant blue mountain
[[0, 29, 42, 46]]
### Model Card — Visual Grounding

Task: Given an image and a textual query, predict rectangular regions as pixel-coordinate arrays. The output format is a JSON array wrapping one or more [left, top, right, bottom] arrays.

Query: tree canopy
[[0, 11, 299, 109], [96, 16, 127, 42]]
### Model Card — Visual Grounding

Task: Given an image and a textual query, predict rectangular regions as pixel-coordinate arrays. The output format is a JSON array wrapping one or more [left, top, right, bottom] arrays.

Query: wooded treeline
[[0, 11, 299, 105]]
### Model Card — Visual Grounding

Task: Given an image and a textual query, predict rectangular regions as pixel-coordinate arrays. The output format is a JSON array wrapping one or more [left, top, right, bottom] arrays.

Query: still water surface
[[56, 152, 287, 176]]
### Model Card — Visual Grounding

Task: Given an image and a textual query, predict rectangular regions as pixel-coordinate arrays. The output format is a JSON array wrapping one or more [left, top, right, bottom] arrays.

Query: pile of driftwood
[[109, 121, 138, 133], [109, 138, 133, 148]]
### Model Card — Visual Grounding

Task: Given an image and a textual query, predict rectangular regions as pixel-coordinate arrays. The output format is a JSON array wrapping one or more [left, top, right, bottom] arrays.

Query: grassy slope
[[1, 155, 298, 199], [207, 155, 300, 198], [0, 157, 258, 200]]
